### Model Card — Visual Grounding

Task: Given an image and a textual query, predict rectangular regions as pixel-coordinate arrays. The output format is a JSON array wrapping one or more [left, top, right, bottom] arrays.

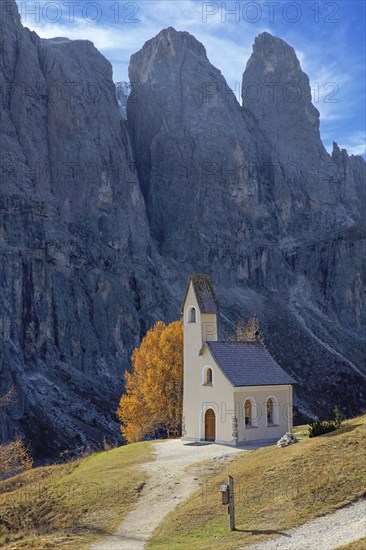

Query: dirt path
[[90, 439, 244, 550], [241, 499, 366, 550], [90, 439, 365, 550]]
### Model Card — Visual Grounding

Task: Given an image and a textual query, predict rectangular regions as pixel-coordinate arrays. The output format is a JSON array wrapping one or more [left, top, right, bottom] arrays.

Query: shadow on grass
[[234, 528, 290, 537], [65, 525, 115, 536], [321, 423, 363, 438]]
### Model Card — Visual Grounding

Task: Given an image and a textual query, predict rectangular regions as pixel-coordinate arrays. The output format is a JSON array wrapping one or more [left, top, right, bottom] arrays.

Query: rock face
[[0, 1, 165, 456], [0, 4, 365, 456], [241, 33, 364, 227], [128, 28, 259, 261]]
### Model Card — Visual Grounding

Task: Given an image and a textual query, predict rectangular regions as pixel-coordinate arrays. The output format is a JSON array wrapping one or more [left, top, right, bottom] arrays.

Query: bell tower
[[181, 274, 218, 440], [182, 274, 218, 358]]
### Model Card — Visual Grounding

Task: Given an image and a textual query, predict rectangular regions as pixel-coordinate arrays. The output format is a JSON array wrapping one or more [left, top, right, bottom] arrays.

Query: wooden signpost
[[220, 475, 235, 531], [228, 475, 235, 531]]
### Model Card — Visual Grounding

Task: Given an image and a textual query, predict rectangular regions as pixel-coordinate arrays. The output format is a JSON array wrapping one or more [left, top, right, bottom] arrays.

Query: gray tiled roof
[[208, 342, 295, 386], [182, 274, 218, 314]]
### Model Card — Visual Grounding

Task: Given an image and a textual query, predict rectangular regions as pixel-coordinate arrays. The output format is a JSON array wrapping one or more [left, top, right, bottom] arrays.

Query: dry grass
[[336, 538, 366, 549], [148, 415, 366, 549], [0, 442, 153, 549]]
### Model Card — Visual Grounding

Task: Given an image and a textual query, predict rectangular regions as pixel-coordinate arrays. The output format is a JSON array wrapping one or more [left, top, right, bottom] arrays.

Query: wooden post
[[228, 475, 235, 531]]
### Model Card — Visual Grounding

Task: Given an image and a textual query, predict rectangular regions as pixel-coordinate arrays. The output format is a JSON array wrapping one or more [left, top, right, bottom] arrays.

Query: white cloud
[[346, 143, 366, 156], [15, 0, 365, 155], [19, 1, 255, 88], [337, 132, 365, 157]]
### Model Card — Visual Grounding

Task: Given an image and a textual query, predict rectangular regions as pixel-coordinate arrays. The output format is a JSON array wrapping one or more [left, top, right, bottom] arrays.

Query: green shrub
[[309, 407, 343, 438]]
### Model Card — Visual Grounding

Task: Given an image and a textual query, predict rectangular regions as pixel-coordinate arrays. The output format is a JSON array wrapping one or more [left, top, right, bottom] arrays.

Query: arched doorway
[[205, 409, 215, 441]]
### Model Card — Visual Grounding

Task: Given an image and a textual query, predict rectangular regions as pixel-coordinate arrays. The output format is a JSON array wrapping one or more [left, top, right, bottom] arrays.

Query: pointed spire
[[182, 274, 218, 314]]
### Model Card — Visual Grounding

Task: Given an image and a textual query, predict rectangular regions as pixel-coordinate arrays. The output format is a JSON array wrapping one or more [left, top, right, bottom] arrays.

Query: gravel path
[[90, 439, 244, 550], [90, 439, 365, 550], [241, 499, 366, 550]]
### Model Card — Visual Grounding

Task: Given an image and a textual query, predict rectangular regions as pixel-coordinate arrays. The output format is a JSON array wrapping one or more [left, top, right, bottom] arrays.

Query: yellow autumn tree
[[0, 438, 33, 479], [117, 319, 183, 443]]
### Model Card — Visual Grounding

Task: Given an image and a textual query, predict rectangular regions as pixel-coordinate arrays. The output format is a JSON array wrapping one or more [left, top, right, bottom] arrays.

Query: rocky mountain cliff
[[0, 0, 167, 456], [0, 3, 365, 457]]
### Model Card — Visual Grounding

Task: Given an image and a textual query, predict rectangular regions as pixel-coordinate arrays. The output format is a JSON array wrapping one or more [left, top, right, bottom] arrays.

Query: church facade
[[182, 274, 295, 446]]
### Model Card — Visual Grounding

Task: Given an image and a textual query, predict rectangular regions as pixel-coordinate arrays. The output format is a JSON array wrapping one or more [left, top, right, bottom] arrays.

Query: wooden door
[[205, 409, 215, 441]]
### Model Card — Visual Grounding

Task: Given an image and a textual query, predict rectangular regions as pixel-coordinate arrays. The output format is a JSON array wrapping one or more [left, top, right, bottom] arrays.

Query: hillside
[[0, 0, 365, 456], [0, 416, 365, 549], [0, 442, 153, 549], [148, 415, 366, 549]]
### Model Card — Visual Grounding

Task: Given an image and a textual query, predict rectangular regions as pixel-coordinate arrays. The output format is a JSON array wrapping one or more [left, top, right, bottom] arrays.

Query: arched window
[[188, 307, 196, 323], [244, 398, 258, 427], [267, 398, 274, 424], [266, 397, 279, 426], [206, 368, 213, 385], [202, 366, 213, 385], [245, 400, 252, 426]]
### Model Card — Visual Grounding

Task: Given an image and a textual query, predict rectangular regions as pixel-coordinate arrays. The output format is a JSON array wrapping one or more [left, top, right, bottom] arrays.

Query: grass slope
[[0, 441, 153, 549], [336, 538, 366, 550], [148, 415, 366, 549]]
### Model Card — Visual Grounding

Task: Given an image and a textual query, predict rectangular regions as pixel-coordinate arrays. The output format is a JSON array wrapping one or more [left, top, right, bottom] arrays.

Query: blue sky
[[17, 0, 365, 156]]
